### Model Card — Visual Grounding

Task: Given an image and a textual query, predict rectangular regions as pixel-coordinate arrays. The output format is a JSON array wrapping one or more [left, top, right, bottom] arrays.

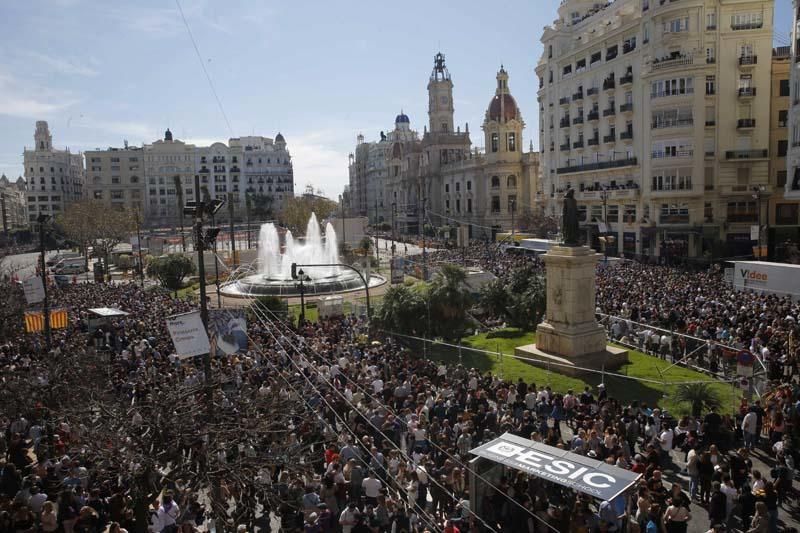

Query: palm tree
[[428, 264, 472, 340], [673, 382, 723, 417]]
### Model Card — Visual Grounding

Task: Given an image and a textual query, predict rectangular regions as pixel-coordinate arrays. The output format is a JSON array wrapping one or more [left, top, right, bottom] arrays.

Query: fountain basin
[[220, 271, 385, 298]]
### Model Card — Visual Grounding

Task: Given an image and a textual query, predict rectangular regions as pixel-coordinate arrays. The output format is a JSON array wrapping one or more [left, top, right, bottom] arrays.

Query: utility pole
[[510, 199, 516, 241], [0, 193, 8, 245], [422, 198, 428, 280], [227, 192, 236, 268], [37, 214, 52, 352], [245, 193, 252, 250], [174, 176, 186, 253], [391, 202, 397, 283], [135, 210, 145, 287], [339, 194, 346, 250], [752, 186, 766, 260], [600, 188, 609, 263]]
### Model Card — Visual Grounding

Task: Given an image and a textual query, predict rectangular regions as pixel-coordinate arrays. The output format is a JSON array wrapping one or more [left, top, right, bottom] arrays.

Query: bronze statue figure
[[562, 188, 580, 246]]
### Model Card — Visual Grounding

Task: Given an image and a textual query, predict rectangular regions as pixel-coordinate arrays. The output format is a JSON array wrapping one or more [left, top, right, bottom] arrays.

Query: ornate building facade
[[23, 121, 84, 223], [348, 53, 540, 239], [537, 0, 774, 258]]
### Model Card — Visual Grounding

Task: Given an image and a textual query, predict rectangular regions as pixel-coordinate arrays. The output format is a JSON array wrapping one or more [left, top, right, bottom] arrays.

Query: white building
[[23, 121, 84, 223], [0, 174, 28, 230], [537, 0, 774, 259]]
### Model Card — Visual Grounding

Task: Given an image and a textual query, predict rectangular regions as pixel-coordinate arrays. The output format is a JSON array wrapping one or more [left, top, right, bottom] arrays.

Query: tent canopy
[[470, 432, 640, 501], [87, 307, 129, 318]]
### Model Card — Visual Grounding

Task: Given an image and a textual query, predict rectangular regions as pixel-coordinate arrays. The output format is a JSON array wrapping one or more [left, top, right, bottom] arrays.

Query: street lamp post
[[37, 214, 52, 352], [510, 199, 516, 241], [390, 202, 397, 282], [294, 268, 311, 324], [292, 262, 371, 319], [227, 192, 236, 269], [134, 210, 145, 286], [600, 188, 609, 263], [752, 186, 767, 260]]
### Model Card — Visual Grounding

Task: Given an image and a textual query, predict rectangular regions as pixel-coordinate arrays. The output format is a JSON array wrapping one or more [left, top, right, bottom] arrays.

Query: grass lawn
[[418, 328, 741, 417]]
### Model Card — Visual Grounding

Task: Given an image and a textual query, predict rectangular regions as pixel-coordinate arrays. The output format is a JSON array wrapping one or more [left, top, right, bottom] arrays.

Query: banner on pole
[[166, 311, 210, 359], [208, 309, 247, 356], [22, 277, 45, 304]]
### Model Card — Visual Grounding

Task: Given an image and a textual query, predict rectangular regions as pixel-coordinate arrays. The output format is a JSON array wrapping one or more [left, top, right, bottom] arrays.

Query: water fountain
[[220, 213, 385, 297]]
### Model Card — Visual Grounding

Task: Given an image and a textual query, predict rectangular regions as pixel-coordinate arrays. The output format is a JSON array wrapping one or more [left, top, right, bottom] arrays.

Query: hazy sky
[[0, 0, 791, 197]]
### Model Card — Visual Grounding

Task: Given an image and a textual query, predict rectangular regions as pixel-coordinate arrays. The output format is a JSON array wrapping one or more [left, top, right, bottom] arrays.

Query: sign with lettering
[[470, 433, 640, 501], [166, 311, 210, 359], [22, 277, 45, 304]]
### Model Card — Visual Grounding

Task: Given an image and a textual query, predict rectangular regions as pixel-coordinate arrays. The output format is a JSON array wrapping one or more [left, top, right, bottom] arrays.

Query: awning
[[87, 307, 129, 317], [470, 433, 641, 501]]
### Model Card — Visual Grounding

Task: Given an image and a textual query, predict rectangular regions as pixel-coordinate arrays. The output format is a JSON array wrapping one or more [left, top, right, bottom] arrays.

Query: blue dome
[[395, 112, 410, 124]]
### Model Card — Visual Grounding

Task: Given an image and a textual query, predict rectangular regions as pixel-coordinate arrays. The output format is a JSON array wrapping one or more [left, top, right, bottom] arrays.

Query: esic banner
[[470, 433, 640, 501]]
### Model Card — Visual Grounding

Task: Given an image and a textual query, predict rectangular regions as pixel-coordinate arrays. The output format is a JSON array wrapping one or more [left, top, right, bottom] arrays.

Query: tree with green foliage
[[479, 264, 546, 330], [673, 382, 723, 417], [146, 255, 195, 295], [427, 264, 473, 341], [373, 285, 427, 336]]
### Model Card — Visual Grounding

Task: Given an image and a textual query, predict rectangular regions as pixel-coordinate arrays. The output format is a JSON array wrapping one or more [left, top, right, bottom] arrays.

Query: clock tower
[[427, 52, 454, 134]]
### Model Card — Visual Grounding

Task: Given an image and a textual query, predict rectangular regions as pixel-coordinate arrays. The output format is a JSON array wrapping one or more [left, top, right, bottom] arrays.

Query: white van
[[55, 260, 86, 275]]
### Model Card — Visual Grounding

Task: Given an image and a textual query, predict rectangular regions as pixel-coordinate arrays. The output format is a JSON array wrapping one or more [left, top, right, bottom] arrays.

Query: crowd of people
[[1, 244, 799, 533]]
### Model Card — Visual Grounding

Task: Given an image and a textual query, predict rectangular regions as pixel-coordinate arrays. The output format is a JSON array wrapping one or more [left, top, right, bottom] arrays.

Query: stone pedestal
[[517, 245, 627, 376]]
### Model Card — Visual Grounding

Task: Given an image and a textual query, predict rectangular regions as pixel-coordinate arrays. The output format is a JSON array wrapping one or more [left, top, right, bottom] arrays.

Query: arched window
[[491, 176, 500, 188], [507, 175, 517, 188]]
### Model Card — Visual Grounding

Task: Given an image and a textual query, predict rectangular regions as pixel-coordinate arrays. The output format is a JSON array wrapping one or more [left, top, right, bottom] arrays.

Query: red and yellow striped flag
[[25, 309, 69, 332]]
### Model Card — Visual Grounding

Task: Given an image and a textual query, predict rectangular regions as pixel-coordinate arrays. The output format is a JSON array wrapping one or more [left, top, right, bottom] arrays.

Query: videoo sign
[[470, 433, 640, 500]]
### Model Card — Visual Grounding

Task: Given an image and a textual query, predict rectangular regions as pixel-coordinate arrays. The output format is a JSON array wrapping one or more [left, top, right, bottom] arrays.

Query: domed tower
[[275, 132, 286, 149], [427, 52, 454, 134], [34, 121, 52, 151], [483, 66, 524, 164], [394, 110, 411, 132]]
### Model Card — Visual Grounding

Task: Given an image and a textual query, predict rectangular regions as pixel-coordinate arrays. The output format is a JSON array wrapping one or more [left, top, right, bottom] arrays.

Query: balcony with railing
[[737, 87, 756, 98], [650, 54, 693, 71], [738, 55, 757, 68], [603, 134, 616, 143], [603, 106, 616, 117], [736, 118, 756, 129], [556, 157, 637, 174], [587, 110, 600, 122], [573, 116, 584, 125], [620, 103, 633, 113], [587, 87, 599, 97], [652, 118, 693, 130], [587, 137, 599, 146], [620, 130, 634, 140], [560, 118, 571, 128], [731, 21, 763, 30], [573, 140, 585, 149], [727, 213, 758, 223], [652, 149, 694, 159], [559, 97, 570, 106], [560, 143, 571, 152], [660, 214, 691, 224], [725, 149, 768, 160], [620, 72, 634, 86], [603, 78, 616, 91], [572, 90, 584, 101]]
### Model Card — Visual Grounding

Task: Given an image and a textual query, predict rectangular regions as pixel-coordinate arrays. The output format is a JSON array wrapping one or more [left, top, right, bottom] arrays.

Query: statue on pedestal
[[562, 188, 580, 246]]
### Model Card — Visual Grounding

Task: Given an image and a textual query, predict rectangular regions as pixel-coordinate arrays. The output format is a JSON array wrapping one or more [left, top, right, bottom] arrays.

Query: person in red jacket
[[443, 519, 460, 533]]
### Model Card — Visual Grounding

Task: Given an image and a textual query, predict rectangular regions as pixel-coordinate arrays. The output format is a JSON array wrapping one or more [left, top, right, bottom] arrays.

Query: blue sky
[[0, 0, 791, 197]]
